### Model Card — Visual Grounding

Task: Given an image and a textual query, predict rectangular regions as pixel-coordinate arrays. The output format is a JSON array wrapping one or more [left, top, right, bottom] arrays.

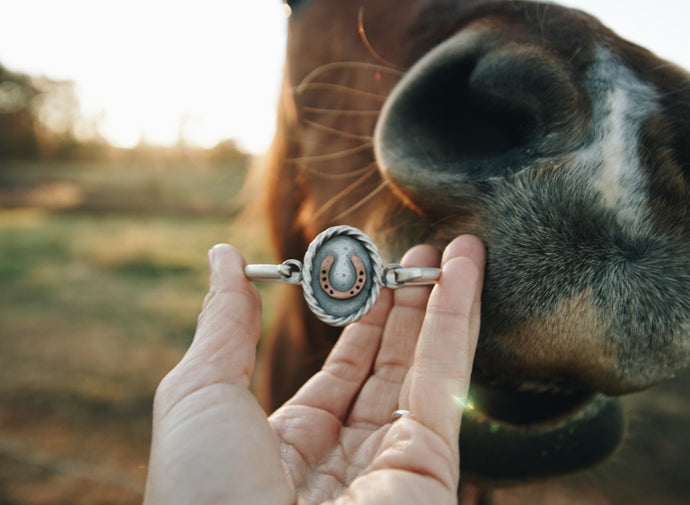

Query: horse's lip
[[459, 380, 625, 485]]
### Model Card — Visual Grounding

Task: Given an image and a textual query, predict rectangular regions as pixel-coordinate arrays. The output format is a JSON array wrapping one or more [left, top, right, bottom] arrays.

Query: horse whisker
[[287, 142, 373, 163], [303, 106, 382, 116], [295, 61, 403, 95], [333, 180, 389, 220], [312, 168, 378, 220], [358, 7, 402, 71], [299, 161, 378, 180], [294, 82, 388, 101], [302, 119, 373, 141]]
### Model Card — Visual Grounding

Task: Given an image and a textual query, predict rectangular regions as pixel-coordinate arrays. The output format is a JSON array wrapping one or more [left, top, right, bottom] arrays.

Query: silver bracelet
[[244, 225, 440, 326]]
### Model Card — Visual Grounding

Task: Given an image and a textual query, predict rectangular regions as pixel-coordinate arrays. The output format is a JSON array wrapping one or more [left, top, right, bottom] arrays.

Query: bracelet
[[244, 225, 440, 326]]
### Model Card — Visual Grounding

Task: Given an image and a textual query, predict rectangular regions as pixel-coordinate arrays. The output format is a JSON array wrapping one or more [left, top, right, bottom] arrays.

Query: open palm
[[144, 235, 485, 505]]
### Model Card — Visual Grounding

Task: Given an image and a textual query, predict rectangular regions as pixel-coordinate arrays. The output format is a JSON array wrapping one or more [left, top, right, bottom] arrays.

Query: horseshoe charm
[[319, 254, 367, 300], [244, 225, 441, 326], [297, 226, 384, 325]]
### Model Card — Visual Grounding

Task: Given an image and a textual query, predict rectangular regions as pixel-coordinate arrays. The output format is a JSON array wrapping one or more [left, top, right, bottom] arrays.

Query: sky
[[0, 1, 687, 154]]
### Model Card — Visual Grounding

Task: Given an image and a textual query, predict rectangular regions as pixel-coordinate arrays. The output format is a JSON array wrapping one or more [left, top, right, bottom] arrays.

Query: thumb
[[160, 244, 263, 408], [187, 243, 263, 386]]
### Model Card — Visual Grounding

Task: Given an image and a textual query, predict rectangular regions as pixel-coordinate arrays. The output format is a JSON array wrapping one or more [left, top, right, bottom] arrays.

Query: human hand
[[143, 235, 485, 505]]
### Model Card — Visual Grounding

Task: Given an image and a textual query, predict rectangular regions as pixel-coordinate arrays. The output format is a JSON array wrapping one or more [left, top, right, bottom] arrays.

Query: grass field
[[0, 158, 278, 504]]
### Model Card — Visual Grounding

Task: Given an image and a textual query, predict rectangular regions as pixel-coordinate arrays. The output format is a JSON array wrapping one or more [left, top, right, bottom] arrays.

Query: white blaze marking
[[579, 47, 659, 226], [593, 87, 641, 211]]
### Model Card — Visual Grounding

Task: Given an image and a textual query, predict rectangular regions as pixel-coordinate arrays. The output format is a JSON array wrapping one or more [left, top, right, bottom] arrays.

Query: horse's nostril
[[375, 31, 583, 199], [399, 54, 540, 169]]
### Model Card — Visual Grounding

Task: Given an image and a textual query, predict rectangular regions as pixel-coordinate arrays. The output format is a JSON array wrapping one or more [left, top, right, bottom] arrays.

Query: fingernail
[[207, 246, 216, 274], [208, 245, 222, 286]]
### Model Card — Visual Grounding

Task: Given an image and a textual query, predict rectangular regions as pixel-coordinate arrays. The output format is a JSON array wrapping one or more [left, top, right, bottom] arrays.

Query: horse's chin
[[459, 377, 624, 486]]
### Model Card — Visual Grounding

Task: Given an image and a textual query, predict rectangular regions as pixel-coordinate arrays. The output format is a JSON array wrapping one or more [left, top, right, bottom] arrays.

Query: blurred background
[[0, 1, 687, 504]]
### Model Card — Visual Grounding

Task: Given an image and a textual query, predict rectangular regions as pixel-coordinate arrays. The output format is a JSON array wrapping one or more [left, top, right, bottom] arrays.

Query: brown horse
[[253, 0, 690, 501]]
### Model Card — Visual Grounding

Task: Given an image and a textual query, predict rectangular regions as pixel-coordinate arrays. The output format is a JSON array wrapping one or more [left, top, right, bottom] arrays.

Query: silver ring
[[391, 409, 411, 421]]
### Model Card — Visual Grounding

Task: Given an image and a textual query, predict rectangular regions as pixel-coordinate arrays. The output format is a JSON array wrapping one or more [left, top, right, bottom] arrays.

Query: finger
[[397, 235, 485, 409], [157, 244, 263, 411], [346, 244, 441, 428], [406, 235, 486, 445], [278, 287, 393, 421], [442, 234, 485, 348]]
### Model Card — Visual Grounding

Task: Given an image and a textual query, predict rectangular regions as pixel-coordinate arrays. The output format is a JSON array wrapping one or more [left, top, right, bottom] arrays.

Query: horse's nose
[[375, 29, 587, 208]]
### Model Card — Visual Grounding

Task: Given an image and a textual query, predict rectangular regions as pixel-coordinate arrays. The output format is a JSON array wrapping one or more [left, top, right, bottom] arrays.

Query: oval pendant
[[302, 226, 384, 326]]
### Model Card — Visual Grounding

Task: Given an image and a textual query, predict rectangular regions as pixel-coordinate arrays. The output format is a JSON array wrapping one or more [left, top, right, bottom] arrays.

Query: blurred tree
[[208, 138, 248, 165], [0, 62, 249, 164], [31, 76, 81, 158], [0, 63, 105, 161], [0, 64, 40, 159]]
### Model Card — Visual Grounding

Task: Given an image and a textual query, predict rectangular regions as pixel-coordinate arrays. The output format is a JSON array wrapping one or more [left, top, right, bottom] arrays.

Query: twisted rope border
[[302, 225, 384, 326]]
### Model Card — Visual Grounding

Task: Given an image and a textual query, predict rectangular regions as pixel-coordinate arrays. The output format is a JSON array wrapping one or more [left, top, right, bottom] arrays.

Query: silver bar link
[[383, 265, 441, 289], [245, 259, 303, 285]]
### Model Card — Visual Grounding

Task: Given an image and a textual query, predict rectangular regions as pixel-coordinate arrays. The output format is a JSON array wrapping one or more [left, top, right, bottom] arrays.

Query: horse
[[252, 0, 690, 502]]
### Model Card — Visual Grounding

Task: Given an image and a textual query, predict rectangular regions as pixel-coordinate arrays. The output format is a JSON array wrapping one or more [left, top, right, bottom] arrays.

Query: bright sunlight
[[0, 0, 687, 154]]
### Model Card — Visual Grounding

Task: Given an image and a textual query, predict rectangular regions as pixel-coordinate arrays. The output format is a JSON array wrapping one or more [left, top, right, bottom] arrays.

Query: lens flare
[[453, 395, 476, 411]]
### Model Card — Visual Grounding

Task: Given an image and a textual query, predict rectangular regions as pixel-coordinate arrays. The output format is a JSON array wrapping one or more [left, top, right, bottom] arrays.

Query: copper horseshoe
[[319, 254, 367, 300]]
